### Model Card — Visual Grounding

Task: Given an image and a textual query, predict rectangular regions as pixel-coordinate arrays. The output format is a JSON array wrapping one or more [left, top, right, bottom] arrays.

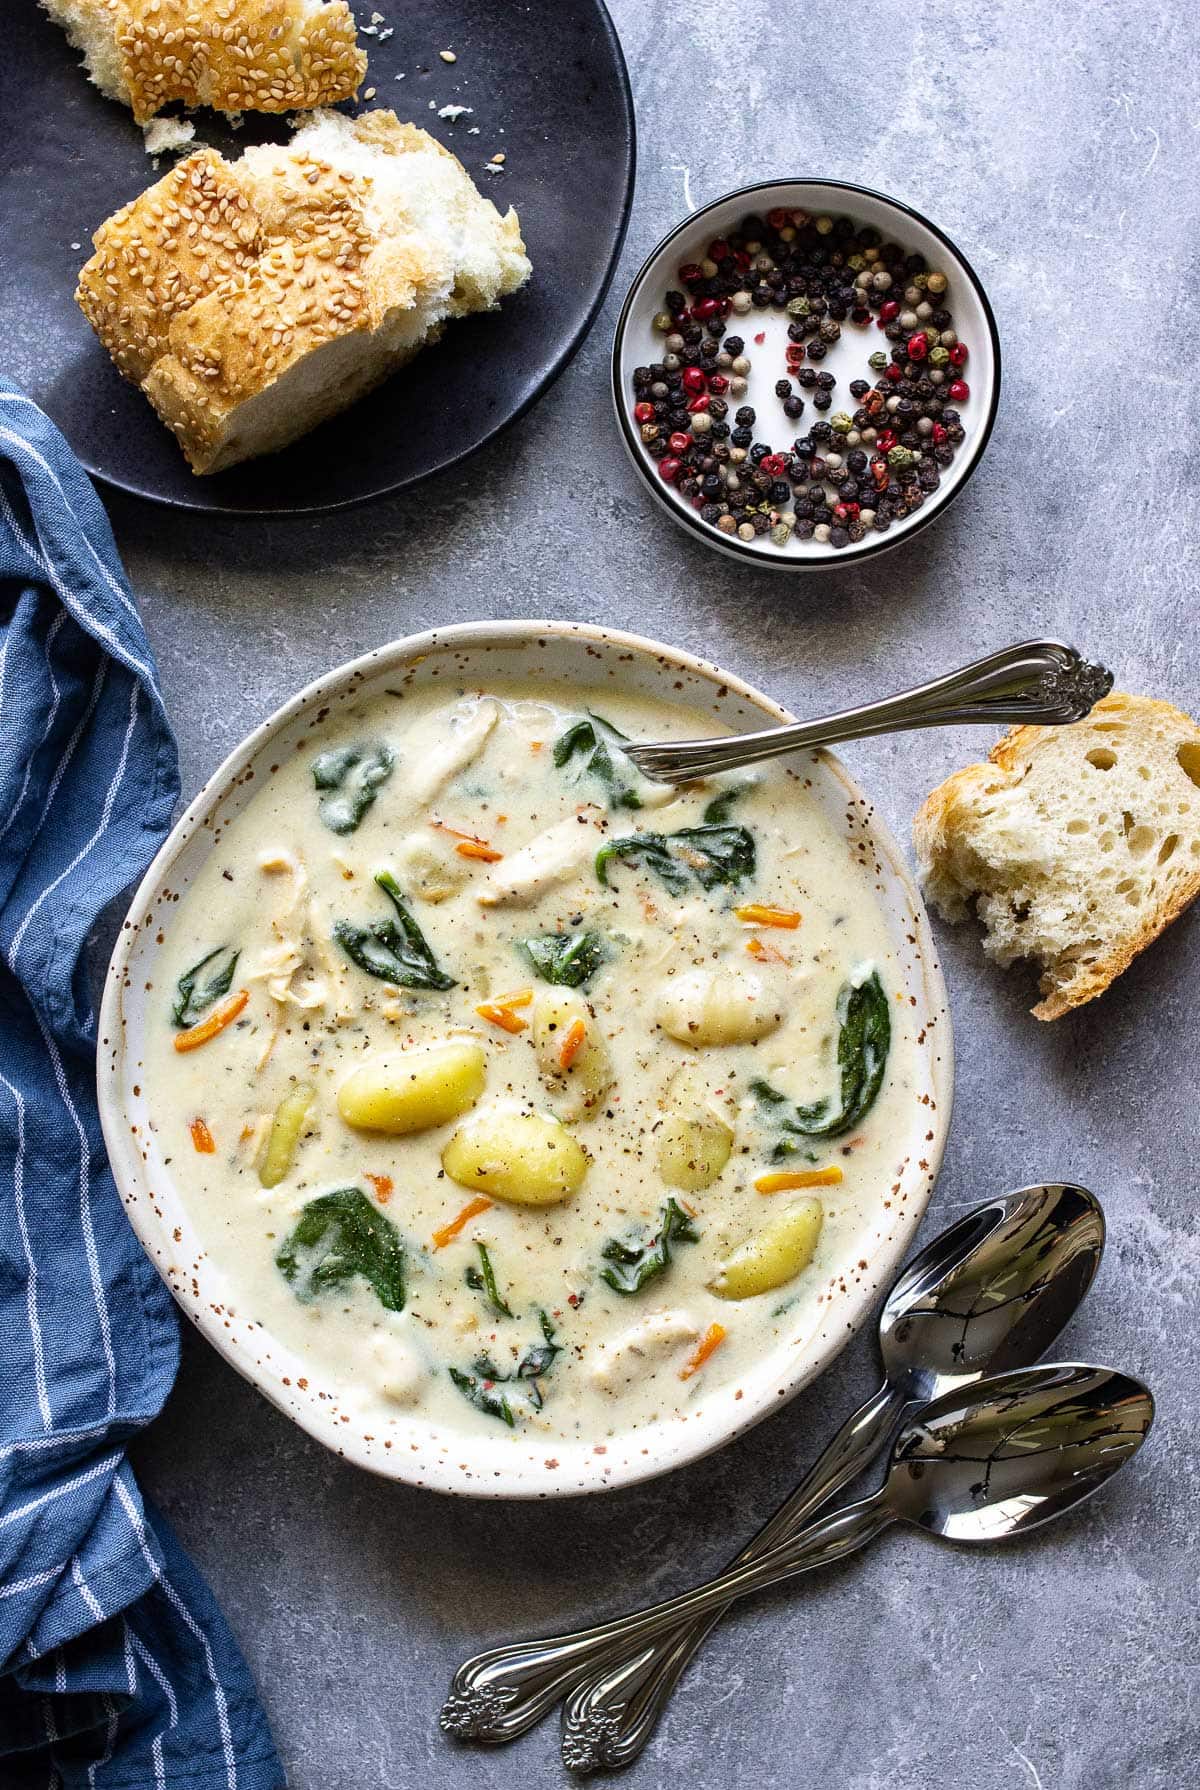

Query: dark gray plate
[[0, 0, 634, 514]]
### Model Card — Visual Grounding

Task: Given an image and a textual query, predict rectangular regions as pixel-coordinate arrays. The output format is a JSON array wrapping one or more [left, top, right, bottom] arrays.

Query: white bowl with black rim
[[98, 621, 952, 1498], [611, 179, 1000, 569]]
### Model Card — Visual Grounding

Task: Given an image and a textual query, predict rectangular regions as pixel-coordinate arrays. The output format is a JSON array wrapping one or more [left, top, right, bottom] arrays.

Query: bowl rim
[[610, 176, 1002, 570], [98, 619, 954, 1498]]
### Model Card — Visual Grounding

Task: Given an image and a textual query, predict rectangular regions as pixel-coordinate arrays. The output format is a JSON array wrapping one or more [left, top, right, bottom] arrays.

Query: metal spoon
[[558, 1363, 1152, 1769], [622, 640, 1113, 783], [440, 1183, 1104, 1748], [558, 1181, 1105, 1769]]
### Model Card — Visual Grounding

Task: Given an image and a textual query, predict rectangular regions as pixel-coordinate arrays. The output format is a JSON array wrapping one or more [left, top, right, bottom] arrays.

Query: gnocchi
[[337, 1042, 486, 1134], [656, 1110, 734, 1192], [711, 1198, 824, 1300], [532, 990, 615, 1120], [258, 1084, 314, 1188], [656, 967, 783, 1047], [441, 1102, 589, 1206]]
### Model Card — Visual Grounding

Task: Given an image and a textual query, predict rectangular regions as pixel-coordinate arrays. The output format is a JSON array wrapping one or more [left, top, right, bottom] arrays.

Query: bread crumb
[[440, 49, 457, 62], [141, 117, 196, 156], [364, 86, 376, 99], [438, 104, 473, 120]]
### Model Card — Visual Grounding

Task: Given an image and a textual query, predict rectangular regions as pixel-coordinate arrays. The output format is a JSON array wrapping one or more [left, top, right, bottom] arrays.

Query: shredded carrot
[[476, 1001, 529, 1033], [746, 937, 790, 964], [734, 904, 802, 929], [455, 839, 503, 863], [558, 1017, 587, 1070], [189, 1117, 216, 1154], [173, 989, 248, 1053], [530, 740, 544, 753], [680, 1322, 727, 1381], [491, 988, 533, 1010], [432, 1196, 493, 1249], [364, 1173, 394, 1204], [755, 1165, 844, 1194]]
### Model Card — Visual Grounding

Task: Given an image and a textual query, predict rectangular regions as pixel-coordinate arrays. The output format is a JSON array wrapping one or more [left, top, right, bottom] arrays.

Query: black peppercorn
[[734, 406, 756, 426], [783, 396, 805, 419], [722, 336, 745, 355], [730, 427, 752, 448]]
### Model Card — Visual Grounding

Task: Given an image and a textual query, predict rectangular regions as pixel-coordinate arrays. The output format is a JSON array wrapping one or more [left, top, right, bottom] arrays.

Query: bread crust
[[913, 693, 1200, 1020], [46, 0, 366, 123], [75, 112, 531, 474]]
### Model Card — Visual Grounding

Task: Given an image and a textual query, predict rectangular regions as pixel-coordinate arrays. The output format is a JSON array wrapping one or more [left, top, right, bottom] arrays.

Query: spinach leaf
[[600, 1198, 700, 1296], [701, 784, 752, 825], [595, 833, 692, 895], [311, 741, 394, 835], [554, 714, 643, 811], [448, 1366, 515, 1427], [465, 1242, 514, 1319], [670, 824, 756, 890], [463, 1312, 562, 1416], [518, 1311, 561, 1411], [172, 945, 240, 1028], [752, 970, 891, 1147], [334, 870, 455, 990], [519, 930, 606, 987], [275, 1187, 406, 1311], [595, 823, 756, 895]]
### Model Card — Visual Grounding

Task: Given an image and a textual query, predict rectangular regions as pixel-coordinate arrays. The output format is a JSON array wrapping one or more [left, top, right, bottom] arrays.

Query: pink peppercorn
[[948, 378, 970, 401], [681, 366, 707, 395], [658, 456, 681, 483], [949, 342, 969, 366]]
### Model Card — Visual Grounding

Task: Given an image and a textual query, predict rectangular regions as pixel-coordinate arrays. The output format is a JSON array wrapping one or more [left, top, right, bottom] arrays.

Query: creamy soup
[[149, 681, 920, 1446]]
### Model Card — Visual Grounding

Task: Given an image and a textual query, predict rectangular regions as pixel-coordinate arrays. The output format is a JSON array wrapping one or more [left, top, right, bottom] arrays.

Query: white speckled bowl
[[612, 179, 1001, 568], [98, 622, 953, 1498]]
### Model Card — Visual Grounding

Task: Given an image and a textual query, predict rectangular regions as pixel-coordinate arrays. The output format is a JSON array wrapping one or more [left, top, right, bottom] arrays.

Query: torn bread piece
[[913, 692, 1200, 1019], [41, 0, 366, 125], [76, 111, 531, 474]]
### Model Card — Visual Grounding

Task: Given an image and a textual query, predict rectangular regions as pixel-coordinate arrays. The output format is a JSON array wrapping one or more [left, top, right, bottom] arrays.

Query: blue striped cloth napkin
[[0, 384, 283, 1788]]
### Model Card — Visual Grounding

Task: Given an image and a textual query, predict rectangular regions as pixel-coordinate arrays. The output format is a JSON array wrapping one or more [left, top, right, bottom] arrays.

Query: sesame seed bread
[[913, 692, 1200, 1019], [41, 0, 366, 125], [75, 110, 532, 475]]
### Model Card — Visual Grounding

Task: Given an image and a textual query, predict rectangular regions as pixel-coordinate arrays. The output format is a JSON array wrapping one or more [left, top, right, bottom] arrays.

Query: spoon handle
[[558, 1382, 904, 1771], [441, 1491, 893, 1750], [623, 639, 1113, 782]]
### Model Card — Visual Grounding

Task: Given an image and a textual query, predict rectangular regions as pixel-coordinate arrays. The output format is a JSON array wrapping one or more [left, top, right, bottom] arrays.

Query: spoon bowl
[[889, 1363, 1153, 1543], [880, 1182, 1106, 1403]]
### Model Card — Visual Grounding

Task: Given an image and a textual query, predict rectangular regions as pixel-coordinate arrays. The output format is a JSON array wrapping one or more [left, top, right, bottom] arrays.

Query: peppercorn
[[783, 396, 805, 419], [806, 340, 827, 362]]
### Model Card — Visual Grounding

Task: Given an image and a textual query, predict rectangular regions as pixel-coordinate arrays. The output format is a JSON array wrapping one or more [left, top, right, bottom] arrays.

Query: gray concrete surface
[[115, 2, 1199, 1785]]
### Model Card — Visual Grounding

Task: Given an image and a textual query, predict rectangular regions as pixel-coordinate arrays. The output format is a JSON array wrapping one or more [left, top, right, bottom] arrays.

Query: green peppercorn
[[770, 519, 793, 547], [786, 296, 810, 316], [830, 411, 853, 433], [868, 350, 888, 370], [928, 345, 950, 368], [926, 271, 948, 295], [887, 445, 916, 470], [653, 311, 673, 332], [847, 254, 865, 271]]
